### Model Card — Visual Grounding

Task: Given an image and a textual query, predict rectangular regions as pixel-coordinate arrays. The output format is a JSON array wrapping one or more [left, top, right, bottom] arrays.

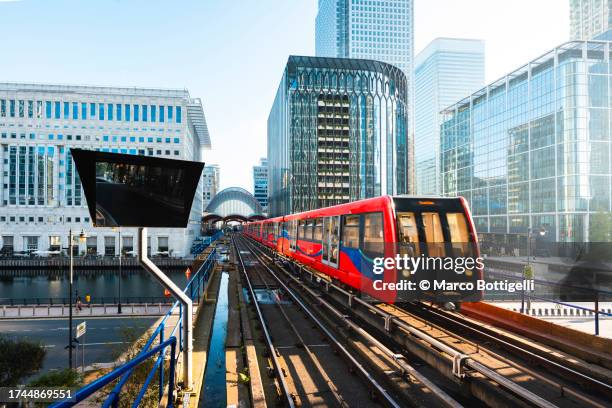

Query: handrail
[[54, 233, 222, 407], [104, 246, 219, 407], [50, 337, 177, 408]]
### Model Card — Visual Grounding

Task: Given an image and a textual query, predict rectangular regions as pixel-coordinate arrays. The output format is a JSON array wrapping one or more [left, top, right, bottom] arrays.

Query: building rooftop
[[415, 37, 485, 68], [0, 82, 211, 148], [0, 82, 191, 98], [441, 40, 612, 114]]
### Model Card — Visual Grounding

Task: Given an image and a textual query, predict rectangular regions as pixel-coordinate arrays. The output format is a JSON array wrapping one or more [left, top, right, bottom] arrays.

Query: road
[[0, 316, 157, 379]]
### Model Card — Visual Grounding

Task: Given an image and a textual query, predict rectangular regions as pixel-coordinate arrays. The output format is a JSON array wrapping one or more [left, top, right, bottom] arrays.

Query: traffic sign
[[76, 321, 86, 339]]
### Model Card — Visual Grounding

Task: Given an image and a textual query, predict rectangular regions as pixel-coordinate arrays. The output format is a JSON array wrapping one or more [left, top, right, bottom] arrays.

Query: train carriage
[[243, 195, 483, 305]]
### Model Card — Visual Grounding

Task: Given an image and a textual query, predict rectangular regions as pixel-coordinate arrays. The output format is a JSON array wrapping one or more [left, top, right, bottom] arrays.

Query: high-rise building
[[0, 83, 210, 257], [570, 0, 612, 40], [315, 0, 414, 149], [202, 164, 220, 210], [268, 56, 411, 217], [253, 158, 268, 215], [414, 38, 485, 195], [440, 41, 612, 243]]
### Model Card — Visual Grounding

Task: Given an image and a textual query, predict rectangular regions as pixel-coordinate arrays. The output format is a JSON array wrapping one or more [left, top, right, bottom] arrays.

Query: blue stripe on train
[[340, 246, 381, 282]]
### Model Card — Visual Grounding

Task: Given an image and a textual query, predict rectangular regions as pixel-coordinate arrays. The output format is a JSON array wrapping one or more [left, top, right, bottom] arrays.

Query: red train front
[[243, 195, 483, 305]]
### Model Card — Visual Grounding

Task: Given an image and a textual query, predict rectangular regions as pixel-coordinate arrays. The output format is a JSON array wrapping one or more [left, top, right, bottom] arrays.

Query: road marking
[[82, 341, 129, 346]]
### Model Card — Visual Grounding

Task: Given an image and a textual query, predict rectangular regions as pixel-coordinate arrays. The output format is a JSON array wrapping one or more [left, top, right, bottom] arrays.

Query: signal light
[[418, 201, 435, 205]]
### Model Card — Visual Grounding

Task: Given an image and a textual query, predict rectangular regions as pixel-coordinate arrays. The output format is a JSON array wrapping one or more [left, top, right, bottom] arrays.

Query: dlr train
[[243, 196, 483, 305]]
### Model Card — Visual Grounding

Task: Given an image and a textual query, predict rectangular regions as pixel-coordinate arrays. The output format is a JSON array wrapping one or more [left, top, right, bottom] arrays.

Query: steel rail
[[241, 236, 463, 408], [410, 303, 611, 406], [237, 236, 403, 408], [232, 236, 296, 408], [245, 236, 560, 408]]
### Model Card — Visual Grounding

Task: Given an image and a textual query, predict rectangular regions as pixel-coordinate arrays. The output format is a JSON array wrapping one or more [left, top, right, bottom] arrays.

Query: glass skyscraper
[[315, 0, 414, 142], [415, 38, 485, 195], [0, 83, 210, 256], [268, 56, 411, 217], [441, 41, 612, 243], [570, 0, 612, 40]]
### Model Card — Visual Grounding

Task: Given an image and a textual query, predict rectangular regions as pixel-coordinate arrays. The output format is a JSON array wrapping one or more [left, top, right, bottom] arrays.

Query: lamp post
[[521, 227, 545, 313], [67, 229, 86, 369], [116, 227, 122, 314]]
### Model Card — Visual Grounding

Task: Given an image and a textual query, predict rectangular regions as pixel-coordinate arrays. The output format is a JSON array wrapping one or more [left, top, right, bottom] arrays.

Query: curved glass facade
[[441, 41, 612, 242], [268, 55, 412, 217], [205, 187, 264, 218]]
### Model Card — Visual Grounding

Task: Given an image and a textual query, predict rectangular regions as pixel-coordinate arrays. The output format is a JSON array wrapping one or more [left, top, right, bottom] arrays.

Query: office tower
[[315, 0, 415, 171], [203, 164, 220, 209], [414, 38, 485, 195], [570, 0, 612, 40], [268, 56, 410, 217], [253, 158, 268, 215], [441, 41, 612, 243], [0, 83, 210, 257]]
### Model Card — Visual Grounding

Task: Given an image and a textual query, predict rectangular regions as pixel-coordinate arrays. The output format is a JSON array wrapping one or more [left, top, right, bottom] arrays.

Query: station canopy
[[204, 187, 265, 223]]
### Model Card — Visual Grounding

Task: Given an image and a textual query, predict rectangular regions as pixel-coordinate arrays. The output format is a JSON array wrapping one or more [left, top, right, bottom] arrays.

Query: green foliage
[[523, 264, 534, 279], [97, 326, 161, 408], [0, 335, 46, 386], [29, 368, 80, 387], [589, 212, 612, 242]]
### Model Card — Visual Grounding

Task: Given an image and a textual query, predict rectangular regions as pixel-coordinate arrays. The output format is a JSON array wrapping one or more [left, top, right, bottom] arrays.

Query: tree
[[0, 336, 46, 386]]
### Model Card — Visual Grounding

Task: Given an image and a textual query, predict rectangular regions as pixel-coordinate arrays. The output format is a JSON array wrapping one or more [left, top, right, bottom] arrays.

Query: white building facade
[[202, 164, 220, 209], [0, 83, 211, 258], [414, 38, 485, 194], [253, 158, 268, 215]]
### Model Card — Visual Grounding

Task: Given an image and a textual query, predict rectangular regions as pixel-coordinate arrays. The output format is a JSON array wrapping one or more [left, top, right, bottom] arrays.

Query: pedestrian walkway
[[0, 303, 180, 319], [488, 301, 612, 338]]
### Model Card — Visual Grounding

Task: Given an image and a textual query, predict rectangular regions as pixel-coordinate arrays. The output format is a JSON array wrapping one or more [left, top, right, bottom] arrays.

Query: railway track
[[242, 234, 612, 408], [233, 235, 465, 408]]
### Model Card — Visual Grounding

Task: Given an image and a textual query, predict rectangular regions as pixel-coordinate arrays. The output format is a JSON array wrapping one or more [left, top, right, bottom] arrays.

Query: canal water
[[0, 269, 190, 304], [200, 271, 229, 407]]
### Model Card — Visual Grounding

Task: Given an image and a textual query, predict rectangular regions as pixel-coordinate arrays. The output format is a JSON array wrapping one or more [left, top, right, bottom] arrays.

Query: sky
[[0, 0, 569, 192]]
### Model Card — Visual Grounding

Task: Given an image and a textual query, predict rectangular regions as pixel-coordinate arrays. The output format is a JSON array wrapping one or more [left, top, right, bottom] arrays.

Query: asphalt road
[[0, 316, 157, 380]]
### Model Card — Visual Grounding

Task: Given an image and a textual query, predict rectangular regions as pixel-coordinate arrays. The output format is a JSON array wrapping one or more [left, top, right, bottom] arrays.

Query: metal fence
[[50, 235, 220, 407]]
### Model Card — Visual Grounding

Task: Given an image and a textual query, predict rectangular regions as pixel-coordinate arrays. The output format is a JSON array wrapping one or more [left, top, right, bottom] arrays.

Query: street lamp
[[521, 227, 546, 313], [67, 229, 87, 369], [113, 227, 122, 314]]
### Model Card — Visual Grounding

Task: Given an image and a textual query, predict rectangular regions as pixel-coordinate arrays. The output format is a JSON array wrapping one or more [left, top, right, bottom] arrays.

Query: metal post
[[159, 326, 164, 401], [138, 227, 193, 390], [68, 229, 74, 369], [595, 290, 600, 336], [118, 228, 122, 314], [82, 333, 85, 373]]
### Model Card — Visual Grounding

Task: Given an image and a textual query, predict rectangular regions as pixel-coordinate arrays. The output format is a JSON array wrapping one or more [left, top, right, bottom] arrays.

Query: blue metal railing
[[51, 235, 221, 407]]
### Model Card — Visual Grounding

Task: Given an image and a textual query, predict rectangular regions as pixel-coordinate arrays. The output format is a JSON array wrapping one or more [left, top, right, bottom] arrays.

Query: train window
[[313, 218, 323, 242], [363, 212, 384, 257], [397, 212, 420, 256], [290, 220, 297, 250], [342, 215, 360, 249], [446, 213, 470, 256], [305, 219, 314, 241], [297, 220, 305, 241], [422, 212, 445, 257]]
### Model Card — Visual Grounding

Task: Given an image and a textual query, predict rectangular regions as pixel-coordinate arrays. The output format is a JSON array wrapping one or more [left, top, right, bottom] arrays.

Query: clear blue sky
[[0, 0, 568, 191]]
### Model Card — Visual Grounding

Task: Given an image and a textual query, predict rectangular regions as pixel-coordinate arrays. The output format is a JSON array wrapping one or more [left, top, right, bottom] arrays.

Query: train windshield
[[394, 197, 475, 258]]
